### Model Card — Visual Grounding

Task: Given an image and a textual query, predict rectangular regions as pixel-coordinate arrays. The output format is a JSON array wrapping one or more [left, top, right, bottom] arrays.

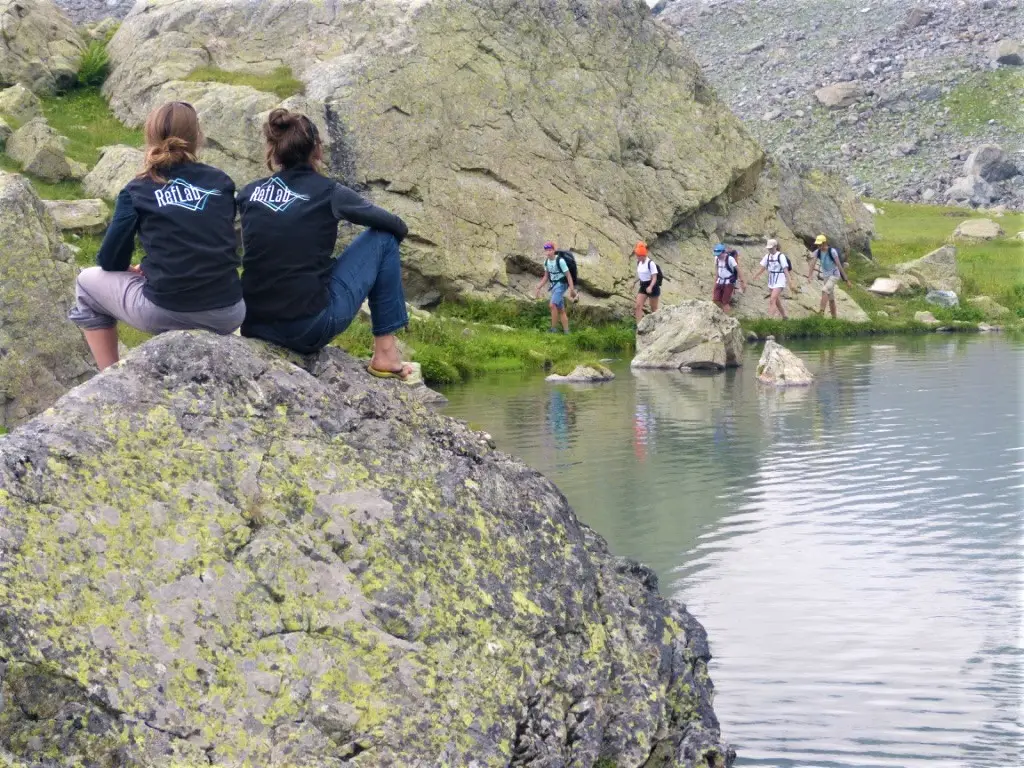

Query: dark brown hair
[[263, 108, 321, 171], [139, 101, 201, 183]]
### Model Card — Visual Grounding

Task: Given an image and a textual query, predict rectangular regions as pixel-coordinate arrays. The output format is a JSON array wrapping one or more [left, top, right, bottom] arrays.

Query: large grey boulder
[[43, 198, 108, 234], [0, 0, 85, 94], [945, 175, 994, 207], [756, 337, 813, 387], [894, 244, 962, 293], [546, 364, 615, 383], [0, 84, 42, 124], [6, 118, 86, 182], [101, 0, 870, 319], [0, 172, 94, 428], [990, 40, 1022, 66], [963, 144, 1018, 182], [814, 82, 866, 109], [0, 331, 733, 767], [632, 300, 744, 370], [82, 144, 144, 199]]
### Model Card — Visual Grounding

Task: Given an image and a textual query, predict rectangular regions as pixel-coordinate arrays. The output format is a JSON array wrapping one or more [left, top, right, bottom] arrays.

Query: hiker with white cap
[[750, 238, 794, 319], [807, 234, 848, 318]]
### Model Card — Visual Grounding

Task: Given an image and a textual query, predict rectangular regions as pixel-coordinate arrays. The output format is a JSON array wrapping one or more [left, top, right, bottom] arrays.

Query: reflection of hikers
[[806, 234, 849, 318], [633, 242, 662, 323], [547, 389, 576, 451], [533, 241, 576, 333], [751, 238, 794, 319], [711, 243, 746, 314]]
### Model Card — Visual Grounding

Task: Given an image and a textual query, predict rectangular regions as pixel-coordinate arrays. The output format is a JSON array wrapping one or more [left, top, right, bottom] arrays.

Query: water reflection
[[443, 336, 1024, 767]]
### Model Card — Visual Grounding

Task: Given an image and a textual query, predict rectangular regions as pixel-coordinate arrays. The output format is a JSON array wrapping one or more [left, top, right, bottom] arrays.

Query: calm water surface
[[442, 335, 1023, 768]]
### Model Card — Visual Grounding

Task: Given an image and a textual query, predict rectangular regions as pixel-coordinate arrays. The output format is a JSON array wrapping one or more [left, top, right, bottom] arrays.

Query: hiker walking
[[633, 242, 661, 323], [806, 234, 848, 318], [711, 243, 746, 314], [533, 241, 576, 333], [750, 238, 793, 319]]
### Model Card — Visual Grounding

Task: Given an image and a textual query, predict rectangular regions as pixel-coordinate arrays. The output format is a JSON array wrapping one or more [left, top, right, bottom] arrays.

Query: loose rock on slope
[[0, 171, 94, 428], [0, 331, 733, 767]]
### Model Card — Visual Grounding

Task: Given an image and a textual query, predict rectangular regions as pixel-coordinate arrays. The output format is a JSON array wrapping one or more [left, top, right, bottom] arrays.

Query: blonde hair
[[139, 101, 201, 183]]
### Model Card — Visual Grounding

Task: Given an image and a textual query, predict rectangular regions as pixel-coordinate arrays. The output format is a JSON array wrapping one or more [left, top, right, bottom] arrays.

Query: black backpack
[[555, 250, 579, 284], [718, 251, 738, 284], [649, 260, 668, 287]]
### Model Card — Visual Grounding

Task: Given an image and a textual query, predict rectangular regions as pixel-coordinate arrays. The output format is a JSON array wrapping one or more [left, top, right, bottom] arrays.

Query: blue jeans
[[243, 229, 408, 354]]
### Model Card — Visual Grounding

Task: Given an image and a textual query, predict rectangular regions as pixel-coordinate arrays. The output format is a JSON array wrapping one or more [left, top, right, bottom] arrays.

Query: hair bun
[[267, 108, 296, 131]]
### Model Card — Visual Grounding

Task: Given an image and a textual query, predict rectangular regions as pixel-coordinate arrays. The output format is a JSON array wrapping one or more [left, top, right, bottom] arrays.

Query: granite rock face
[[100, 0, 870, 318], [0, 331, 733, 767], [0, 171, 94, 428], [81, 144, 144, 199], [0, 0, 84, 94]]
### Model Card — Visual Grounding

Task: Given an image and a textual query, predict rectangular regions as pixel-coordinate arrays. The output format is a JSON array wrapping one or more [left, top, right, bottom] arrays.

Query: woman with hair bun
[[238, 108, 412, 379], [68, 101, 244, 369]]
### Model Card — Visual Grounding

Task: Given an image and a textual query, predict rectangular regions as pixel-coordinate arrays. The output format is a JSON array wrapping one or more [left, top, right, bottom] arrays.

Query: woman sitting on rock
[[238, 108, 412, 379], [68, 101, 245, 370]]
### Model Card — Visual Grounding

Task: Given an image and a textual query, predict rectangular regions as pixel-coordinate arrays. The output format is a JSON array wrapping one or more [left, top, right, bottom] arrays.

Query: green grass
[[184, 66, 305, 99], [943, 69, 1024, 134], [331, 299, 634, 386], [40, 87, 142, 166], [77, 40, 110, 88]]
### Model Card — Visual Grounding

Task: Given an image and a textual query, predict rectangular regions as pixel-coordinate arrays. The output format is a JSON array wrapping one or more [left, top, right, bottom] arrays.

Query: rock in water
[[756, 337, 813, 387], [893, 245, 962, 293], [0, 0, 84, 94], [0, 331, 733, 767], [0, 172, 94, 427], [632, 301, 744, 370], [545, 364, 615, 383], [82, 144, 145, 200]]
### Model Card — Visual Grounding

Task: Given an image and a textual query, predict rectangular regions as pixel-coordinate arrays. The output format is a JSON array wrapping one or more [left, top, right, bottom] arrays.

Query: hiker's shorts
[[713, 283, 735, 305], [68, 266, 245, 335], [821, 275, 840, 296], [550, 281, 569, 309]]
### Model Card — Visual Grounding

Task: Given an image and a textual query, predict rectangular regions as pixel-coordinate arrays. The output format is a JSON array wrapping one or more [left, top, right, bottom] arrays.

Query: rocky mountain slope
[[0, 330, 734, 767], [92, 0, 870, 318], [655, 0, 1024, 209]]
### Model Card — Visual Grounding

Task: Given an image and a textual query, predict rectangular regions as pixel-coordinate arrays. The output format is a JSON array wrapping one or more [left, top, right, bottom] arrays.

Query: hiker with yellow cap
[[633, 241, 662, 323], [806, 234, 848, 318]]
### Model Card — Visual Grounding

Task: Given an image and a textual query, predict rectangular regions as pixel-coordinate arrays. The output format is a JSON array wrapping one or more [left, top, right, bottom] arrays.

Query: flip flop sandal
[[366, 364, 415, 383]]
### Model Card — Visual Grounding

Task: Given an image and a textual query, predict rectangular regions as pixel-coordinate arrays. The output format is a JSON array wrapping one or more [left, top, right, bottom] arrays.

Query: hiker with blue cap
[[711, 243, 745, 314]]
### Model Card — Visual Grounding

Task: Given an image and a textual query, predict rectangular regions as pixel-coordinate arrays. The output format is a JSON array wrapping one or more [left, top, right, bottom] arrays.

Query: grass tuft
[[40, 88, 142, 166], [77, 41, 111, 88], [184, 66, 305, 99], [943, 69, 1024, 135]]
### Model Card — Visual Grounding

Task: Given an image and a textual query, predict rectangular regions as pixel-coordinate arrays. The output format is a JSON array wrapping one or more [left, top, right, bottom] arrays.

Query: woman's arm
[[331, 183, 409, 240], [96, 189, 139, 271]]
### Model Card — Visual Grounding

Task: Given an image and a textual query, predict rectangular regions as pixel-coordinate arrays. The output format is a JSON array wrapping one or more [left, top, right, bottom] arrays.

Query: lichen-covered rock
[[102, 0, 869, 320], [81, 143, 143, 199], [0, 117, 9, 150], [6, 118, 86, 182], [0, 331, 733, 767], [43, 197, 108, 234], [953, 218, 1003, 240], [632, 300, 744, 371], [546, 364, 615, 383], [756, 337, 813, 387], [967, 295, 1010, 318], [893, 244, 962, 293], [0, 0, 85, 94], [914, 310, 940, 325], [0, 84, 42, 124], [963, 144, 1018, 183], [0, 172, 94, 427]]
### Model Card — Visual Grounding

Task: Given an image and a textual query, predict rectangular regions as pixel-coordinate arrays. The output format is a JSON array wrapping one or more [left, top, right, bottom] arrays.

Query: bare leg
[[83, 327, 119, 370], [819, 293, 828, 314], [634, 294, 646, 323], [649, 296, 660, 313], [560, 309, 569, 332], [829, 296, 838, 318], [550, 304, 559, 329], [774, 289, 788, 320], [369, 334, 413, 378]]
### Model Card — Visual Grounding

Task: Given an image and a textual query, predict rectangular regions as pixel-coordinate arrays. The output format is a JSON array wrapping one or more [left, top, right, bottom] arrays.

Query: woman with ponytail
[[238, 108, 412, 378], [68, 101, 244, 369]]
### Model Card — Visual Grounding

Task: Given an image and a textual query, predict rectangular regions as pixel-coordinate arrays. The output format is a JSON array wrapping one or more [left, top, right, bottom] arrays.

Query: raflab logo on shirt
[[154, 179, 222, 212], [249, 177, 311, 213]]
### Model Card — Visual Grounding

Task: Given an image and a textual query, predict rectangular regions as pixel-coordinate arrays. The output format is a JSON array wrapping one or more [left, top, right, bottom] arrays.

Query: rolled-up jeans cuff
[[67, 308, 116, 330]]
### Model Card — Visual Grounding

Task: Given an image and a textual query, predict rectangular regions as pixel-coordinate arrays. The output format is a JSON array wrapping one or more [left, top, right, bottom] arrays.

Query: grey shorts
[[68, 267, 245, 335]]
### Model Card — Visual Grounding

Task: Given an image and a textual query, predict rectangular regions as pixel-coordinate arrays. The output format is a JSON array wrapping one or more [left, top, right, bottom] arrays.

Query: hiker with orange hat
[[633, 241, 661, 323], [533, 240, 577, 333], [806, 234, 848, 318]]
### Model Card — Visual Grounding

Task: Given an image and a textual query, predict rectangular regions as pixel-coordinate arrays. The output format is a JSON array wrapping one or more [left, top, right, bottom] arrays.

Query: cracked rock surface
[[0, 331, 733, 767], [100, 0, 870, 319]]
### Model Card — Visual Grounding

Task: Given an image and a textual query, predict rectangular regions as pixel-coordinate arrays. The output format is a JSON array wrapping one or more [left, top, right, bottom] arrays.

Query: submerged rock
[[632, 300, 744, 371], [546, 364, 615, 383], [0, 331, 733, 767], [756, 337, 813, 387], [0, 172, 94, 427]]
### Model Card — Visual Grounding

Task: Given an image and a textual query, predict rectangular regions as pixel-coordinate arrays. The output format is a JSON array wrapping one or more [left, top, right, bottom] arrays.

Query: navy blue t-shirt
[[96, 162, 241, 312]]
